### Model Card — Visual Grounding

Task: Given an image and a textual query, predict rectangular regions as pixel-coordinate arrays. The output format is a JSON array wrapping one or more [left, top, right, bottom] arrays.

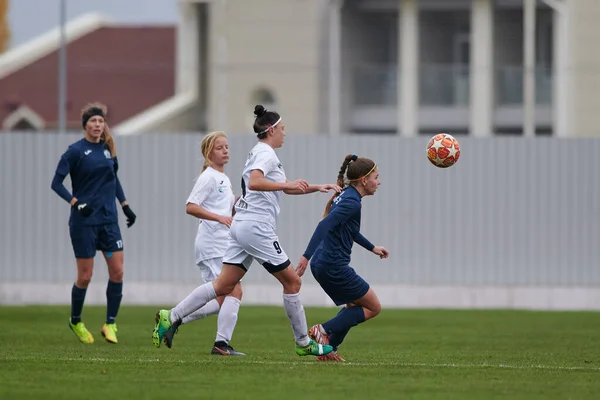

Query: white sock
[[170, 282, 217, 324], [182, 299, 220, 324], [215, 296, 241, 343], [282, 292, 309, 347]]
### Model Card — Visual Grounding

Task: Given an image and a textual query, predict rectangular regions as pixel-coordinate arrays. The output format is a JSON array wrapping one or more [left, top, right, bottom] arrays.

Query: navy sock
[[329, 327, 351, 351], [71, 284, 87, 324], [322, 306, 365, 348], [106, 280, 123, 324], [328, 308, 352, 351]]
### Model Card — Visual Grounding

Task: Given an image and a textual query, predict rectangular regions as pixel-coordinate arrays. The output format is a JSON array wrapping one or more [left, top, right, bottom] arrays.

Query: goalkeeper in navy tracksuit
[[51, 103, 136, 345]]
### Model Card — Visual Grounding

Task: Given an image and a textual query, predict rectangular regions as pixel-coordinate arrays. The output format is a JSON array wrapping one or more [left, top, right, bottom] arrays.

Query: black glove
[[74, 200, 93, 217], [122, 205, 136, 228]]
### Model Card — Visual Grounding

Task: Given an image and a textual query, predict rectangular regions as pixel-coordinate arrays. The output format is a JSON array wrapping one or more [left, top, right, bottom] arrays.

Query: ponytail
[[101, 124, 116, 158], [201, 159, 210, 173], [323, 154, 356, 218]]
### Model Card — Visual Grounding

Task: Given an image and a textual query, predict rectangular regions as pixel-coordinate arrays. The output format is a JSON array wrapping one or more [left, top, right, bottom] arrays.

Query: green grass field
[[1, 306, 599, 400]]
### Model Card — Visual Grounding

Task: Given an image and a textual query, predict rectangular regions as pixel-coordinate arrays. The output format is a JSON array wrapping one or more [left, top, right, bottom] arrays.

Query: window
[[251, 88, 277, 111]]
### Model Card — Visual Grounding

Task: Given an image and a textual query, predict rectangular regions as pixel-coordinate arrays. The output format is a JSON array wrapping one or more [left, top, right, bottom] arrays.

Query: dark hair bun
[[254, 104, 267, 118]]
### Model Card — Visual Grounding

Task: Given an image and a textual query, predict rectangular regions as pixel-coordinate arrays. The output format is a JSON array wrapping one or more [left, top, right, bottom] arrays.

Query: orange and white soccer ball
[[426, 133, 460, 168]]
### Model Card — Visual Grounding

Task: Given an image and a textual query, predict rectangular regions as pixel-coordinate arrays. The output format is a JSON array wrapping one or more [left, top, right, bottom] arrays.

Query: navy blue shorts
[[311, 263, 370, 306], [69, 223, 123, 259]]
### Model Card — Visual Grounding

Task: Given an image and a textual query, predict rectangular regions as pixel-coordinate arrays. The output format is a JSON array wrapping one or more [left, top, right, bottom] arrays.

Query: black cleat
[[211, 341, 246, 356], [163, 319, 182, 349]]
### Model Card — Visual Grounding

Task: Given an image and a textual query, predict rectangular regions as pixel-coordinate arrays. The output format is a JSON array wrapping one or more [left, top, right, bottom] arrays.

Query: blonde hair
[[200, 131, 228, 173], [81, 102, 115, 158]]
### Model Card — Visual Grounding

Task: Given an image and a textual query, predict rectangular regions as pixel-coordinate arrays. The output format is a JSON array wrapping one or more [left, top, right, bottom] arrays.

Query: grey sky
[[7, 0, 178, 48]]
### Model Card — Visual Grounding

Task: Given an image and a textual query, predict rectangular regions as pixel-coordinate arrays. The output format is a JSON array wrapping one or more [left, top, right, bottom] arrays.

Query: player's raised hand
[[373, 246, 389, 259], [318, 184, 342, 193], [286, 179, 309, 192], [295, 256, 309, 277]]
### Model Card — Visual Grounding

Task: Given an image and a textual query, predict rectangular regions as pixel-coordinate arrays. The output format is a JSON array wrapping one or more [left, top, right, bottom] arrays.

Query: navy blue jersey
[[303, 185, 374, 267], [51, 138, 126, 226]]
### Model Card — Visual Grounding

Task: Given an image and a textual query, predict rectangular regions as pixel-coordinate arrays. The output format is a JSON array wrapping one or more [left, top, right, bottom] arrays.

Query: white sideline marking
[[2, 356, 599, 372]]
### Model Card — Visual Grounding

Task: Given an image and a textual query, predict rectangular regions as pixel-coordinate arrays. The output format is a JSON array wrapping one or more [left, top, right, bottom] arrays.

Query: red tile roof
[[0, 26, 175, 130]]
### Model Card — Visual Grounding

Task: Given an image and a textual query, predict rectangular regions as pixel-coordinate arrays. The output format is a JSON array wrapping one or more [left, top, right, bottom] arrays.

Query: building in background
[[0, 14, 175, 131], [7, 0, 177, 48], [1, 0, 599, 137], [117, 0, 599, 137]]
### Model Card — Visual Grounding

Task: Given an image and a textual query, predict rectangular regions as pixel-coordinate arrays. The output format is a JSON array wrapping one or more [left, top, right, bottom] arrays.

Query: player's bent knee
[[230, 283, 243, 300], [283, 274, 302, 294], [213, 279, 236, 297], [365, 302, 381, 319], [268, 262, 302, 293], [372, 302, 382, 316]]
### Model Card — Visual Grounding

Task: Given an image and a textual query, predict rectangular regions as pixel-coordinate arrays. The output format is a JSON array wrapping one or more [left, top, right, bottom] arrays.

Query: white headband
[[258, 117, 282, 134]]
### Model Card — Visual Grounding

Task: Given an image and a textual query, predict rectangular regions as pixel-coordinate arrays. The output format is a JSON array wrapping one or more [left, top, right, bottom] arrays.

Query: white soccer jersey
[[186, 167, 235, 263], [234, 142, 286, 229]]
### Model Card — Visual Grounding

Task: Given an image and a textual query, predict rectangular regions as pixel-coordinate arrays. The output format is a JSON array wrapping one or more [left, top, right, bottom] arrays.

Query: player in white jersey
[[152, 131, 244, 355], [153, 105, 340, 357]]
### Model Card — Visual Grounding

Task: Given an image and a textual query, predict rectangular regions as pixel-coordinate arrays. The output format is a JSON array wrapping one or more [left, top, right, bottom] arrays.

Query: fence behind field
[[1, 133, 599, 309]]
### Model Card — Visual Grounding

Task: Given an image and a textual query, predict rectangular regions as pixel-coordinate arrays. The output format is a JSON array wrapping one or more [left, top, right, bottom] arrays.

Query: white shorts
[[223, 220, 290, 273], [196, 257, 223, 283]]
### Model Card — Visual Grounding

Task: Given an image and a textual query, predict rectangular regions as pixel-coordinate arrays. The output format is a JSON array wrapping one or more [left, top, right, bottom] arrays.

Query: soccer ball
[[426, 133, 460, 168]]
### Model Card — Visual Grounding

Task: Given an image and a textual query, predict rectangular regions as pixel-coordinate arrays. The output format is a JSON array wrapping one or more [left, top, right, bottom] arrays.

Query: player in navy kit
[[51, 103, 136, 344], [295, 154, 389, 361]]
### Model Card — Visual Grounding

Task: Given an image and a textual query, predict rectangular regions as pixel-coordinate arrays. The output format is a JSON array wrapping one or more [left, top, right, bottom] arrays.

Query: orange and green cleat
[[308, 324, 330, 345]]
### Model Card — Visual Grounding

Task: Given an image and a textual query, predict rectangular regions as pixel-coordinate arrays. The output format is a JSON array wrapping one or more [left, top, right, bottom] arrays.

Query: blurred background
[[1, 0, 599, 310]]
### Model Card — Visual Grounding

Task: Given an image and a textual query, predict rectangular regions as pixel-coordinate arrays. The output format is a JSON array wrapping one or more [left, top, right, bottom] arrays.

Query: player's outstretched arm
[[283, 182, 341, 195], [248, 170, 299, 192]]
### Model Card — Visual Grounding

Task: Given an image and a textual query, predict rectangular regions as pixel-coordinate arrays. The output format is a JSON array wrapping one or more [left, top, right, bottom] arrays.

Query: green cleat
[[295, 339, 333, 357], [69, 319, 94, 344], [101, 323, 118, 344], [163, 318, 181, 349], [152, 309, 171, 348]]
